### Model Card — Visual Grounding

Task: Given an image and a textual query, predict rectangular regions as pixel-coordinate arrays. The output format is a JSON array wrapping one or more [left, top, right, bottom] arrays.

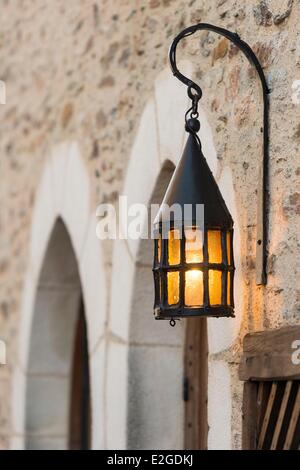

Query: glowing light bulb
[[185, 269, 203, 306]]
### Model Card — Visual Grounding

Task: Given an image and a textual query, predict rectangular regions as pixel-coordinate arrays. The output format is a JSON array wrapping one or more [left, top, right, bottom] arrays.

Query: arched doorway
[[108, 64, 239, 448], [127, 160, 209, 450], [25, 219, 91, 450]]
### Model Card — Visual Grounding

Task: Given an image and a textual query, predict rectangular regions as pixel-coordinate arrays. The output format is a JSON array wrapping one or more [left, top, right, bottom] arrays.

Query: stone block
[[127, 344, 183, 450]]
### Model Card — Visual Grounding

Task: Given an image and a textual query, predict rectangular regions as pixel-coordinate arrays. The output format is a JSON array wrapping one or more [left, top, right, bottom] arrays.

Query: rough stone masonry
[[0, 0, 299, 449]]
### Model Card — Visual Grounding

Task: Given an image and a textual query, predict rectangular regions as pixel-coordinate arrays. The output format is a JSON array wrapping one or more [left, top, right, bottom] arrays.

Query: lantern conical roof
[[155, 133, 233, 229]]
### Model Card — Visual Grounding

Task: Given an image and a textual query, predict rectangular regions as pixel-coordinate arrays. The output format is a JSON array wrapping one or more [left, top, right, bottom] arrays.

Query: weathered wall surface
[[0, 0, 299, 449]]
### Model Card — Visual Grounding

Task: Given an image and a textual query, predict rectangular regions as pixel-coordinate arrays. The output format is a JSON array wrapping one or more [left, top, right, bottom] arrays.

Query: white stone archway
[[25, 218, 88, 449], [108, 62, 243, 449], [11, 142, 107, 450]]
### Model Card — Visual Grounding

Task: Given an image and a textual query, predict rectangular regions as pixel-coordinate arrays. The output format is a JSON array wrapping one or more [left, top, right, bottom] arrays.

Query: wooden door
[[184, 318, 208, 450], [69, 301, 91, 450]]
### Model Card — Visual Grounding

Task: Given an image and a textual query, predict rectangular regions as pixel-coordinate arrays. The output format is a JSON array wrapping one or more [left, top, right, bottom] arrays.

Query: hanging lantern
[[152, 22, 270, 325], [153, 122, 235, 323]]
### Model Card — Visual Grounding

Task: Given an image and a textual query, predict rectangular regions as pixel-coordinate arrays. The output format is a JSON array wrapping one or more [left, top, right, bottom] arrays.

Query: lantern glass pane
[[185, 270, 203, 306], [185, 227, 203, 263], [208, 230, 222, 264], [209, 269, 222, 305], [167, 271, 179, 305], [157, 236, 161, 263], [227, 272, 231, 305], [168, 229, 180, 265], [226, 231, 231, 265]]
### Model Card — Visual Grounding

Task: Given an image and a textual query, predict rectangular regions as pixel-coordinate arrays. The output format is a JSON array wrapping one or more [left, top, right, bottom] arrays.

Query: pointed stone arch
[[108, 63, 243, 449], [25, 218, 90, 449], [11, 142, 107, 449]]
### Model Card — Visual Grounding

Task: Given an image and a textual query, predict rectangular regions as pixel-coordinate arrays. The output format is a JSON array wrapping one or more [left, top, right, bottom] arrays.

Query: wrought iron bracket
[[169, 23, 270, 285]]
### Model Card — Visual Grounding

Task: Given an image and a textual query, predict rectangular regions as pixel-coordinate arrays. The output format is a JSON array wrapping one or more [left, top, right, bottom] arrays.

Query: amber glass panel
[[158, 274, 162, 303], [185, 227, 203, 263], [157, 237, 161, 263], [167, 271, 179, 305], [185, 270, 203, 306], [209, 270, 222, 305], [227, 272, 231, 305], [208, 230, 222, 264], [168, 229, 180, 265], [226, 231, 231, 265]]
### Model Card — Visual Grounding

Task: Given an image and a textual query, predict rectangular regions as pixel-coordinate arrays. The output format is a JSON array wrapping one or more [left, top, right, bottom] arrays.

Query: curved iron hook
[[169, 23, 270, 285]]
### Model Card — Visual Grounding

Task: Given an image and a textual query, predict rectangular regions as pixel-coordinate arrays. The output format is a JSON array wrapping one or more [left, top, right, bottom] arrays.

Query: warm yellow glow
[[209, 270, 222, 305], [168, 229, 180, 265], [227, 272, 231, 305], [157, 237, 161, 263], [185, 270, 203, 306], [226, 231, 231, 265], [185, 227, 203, 263], [208, 230, 222, 264], [167, 271, 179, 305]]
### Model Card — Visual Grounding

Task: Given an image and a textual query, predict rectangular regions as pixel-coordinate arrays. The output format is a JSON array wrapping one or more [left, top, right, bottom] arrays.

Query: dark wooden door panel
[[184, 318, 208, 450], [69, 301, 91, 450]]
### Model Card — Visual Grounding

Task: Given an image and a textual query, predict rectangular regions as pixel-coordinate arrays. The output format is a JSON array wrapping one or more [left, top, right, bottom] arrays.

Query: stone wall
[[0, 0, 299, 449]]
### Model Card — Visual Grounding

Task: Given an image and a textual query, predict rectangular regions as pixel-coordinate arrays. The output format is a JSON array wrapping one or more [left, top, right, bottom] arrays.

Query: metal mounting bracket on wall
[[169, 23, 270, 285]]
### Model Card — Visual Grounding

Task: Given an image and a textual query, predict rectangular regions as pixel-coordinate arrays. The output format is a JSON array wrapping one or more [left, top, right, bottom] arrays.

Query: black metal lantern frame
[[153, 23, 270, 325], [153, 223, 235, 321]]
